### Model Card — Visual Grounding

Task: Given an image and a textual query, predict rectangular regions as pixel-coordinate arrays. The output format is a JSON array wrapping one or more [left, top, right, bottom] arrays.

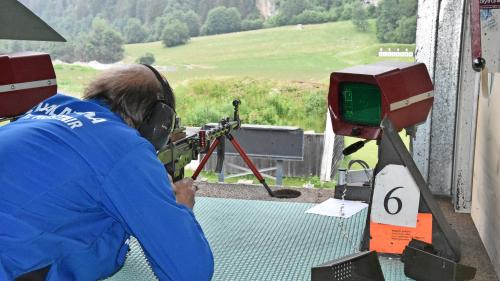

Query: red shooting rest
[[0, 52, 57, 118], [328, 61, 434, 140]]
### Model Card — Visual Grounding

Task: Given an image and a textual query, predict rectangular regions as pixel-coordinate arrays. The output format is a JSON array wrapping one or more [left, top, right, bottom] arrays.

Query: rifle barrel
[[204, 121, 239, 141]]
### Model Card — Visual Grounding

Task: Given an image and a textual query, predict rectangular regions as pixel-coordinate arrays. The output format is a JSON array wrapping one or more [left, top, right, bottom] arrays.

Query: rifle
[[157, 99, 301, 199], [158, 99, 241, 182]]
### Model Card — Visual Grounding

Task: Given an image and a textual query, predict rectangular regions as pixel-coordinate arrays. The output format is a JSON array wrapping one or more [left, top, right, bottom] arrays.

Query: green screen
[[340, 83, 382, 126]]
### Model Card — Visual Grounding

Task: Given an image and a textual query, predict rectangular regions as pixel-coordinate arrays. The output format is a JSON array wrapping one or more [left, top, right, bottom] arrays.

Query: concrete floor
[[436, 196, 499, 281], [196, 182, 499, 281]]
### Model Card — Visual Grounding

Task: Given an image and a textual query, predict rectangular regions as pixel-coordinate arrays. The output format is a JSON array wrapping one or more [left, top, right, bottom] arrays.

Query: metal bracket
[[402, 240, 476, 281], [311, 251, 385, 281], [361, 118, 462, 262], [220, 160, 285, 186], [334, 184, 372, 203]]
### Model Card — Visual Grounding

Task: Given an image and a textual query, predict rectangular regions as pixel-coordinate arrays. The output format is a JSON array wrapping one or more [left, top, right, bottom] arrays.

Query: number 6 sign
[[371, 164, 420, 227]]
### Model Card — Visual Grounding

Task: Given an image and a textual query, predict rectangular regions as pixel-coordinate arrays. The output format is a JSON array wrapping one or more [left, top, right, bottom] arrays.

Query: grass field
[[54, 64, 99, 96], [123, 20, 414, 84], [56, 20, 414, 95]]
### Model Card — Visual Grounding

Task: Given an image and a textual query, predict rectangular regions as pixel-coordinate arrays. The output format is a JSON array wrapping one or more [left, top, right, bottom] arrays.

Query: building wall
[[412, 0, 466, 195], [472, 73, 500, 277]]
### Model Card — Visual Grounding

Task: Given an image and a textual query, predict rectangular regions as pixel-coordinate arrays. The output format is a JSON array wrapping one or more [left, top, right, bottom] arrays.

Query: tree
[[280, 0, 309, 19], [165, 10, 201, 37], [136, 52, 156, 65], [202, 6, 241, 35], [161, 20, 190, 47], [366, 4, 377, 18], [76, 18, 125, 63], [263, 13, 289, 27], [399, 0, 418, 17], [376, 0, 400, 42], [241, 18, 264, 31], [309, 0, 333, 10], [328, 6, 343, 22], [124, 18, 148, 43], [151, 16, 169, 41], [182, 10, 201, 36], [351, 1, 369, 32], [292, 10, 329, 24], [340, 2, 353, 20], [196, 0, 258, 22], [395, 15, 417, 43], [376, 0, 417, 43], [50, 42, 77, 63]]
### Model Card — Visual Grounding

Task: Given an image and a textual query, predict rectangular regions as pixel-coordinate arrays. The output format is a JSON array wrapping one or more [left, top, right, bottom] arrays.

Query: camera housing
[[328, 61, 434, 140]]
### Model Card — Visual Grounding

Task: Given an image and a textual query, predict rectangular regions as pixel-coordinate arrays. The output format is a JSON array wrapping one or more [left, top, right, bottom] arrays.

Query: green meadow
[[123, 20, 414, 84]]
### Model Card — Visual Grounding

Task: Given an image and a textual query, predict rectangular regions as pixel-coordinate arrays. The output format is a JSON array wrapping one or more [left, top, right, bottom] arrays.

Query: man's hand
[[172, 178, 197, 209]]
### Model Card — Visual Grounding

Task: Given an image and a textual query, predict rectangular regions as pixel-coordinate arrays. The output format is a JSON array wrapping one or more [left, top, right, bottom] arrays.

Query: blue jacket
[[0, 94, 213, 281]]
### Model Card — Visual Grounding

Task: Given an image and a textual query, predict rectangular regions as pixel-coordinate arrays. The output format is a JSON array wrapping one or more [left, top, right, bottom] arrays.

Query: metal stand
[[219, 159, 284, 186], [360, 118, 461, 262], [192, 134, 301, 198], [192, 135, 275, 196]]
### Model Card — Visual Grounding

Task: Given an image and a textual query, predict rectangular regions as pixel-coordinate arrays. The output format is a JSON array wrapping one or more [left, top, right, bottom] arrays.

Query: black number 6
[[384, 187, 404, 215]]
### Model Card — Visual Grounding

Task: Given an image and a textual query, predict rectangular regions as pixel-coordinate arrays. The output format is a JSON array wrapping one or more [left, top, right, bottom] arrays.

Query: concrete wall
[[472, 73, 500, 277], [412, 0, 467, 196], [454, 4, 500, 213]]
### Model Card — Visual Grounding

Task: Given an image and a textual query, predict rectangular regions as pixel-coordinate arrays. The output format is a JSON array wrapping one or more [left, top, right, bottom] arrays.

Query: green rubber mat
[[105, 197, 413, 281]]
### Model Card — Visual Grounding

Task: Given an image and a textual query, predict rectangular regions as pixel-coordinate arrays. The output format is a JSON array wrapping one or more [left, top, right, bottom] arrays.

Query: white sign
[[370, 164, 420, 227], [305, 198, 368, 218]]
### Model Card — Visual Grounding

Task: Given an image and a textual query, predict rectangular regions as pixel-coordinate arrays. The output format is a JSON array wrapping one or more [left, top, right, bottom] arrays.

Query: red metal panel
[[0, 56, 15, 85], [471, 0, 483, 61], [0, 52, 57, 118], [378, 63, 433, 130]]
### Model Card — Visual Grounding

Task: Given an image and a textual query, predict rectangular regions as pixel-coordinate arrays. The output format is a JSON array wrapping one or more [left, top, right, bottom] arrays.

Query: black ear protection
[[139, 64, 176, 151]]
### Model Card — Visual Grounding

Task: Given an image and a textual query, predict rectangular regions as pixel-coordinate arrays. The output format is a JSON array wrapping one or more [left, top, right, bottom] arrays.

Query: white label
[[305, 198, 368, 218], [370, 164, 420, 227]]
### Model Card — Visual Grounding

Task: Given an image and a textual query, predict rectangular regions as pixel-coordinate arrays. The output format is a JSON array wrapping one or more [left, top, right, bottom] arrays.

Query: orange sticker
[[369, 213, 432, 254]]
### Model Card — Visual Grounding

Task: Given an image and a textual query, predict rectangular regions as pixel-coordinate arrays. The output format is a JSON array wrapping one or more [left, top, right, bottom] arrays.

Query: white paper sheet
[[305, 198, 368, 218]]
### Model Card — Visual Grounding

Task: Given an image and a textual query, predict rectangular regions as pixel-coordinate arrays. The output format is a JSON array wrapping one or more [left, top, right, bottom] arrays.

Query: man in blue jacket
[[0, 65, 214, 281]]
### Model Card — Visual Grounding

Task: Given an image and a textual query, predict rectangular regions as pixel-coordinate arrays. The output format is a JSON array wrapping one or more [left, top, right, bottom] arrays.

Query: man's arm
[[171, 177, 196, 209], [100, 143, 213, 281]]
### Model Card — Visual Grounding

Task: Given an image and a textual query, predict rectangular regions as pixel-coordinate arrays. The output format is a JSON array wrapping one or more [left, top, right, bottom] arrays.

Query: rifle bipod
[[191, 133, 301, 199]]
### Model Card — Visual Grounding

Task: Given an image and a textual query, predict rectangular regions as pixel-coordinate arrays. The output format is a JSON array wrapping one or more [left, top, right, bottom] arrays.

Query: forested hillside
[[1, 0, 416, 63], [19, 0, 259, 38]]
